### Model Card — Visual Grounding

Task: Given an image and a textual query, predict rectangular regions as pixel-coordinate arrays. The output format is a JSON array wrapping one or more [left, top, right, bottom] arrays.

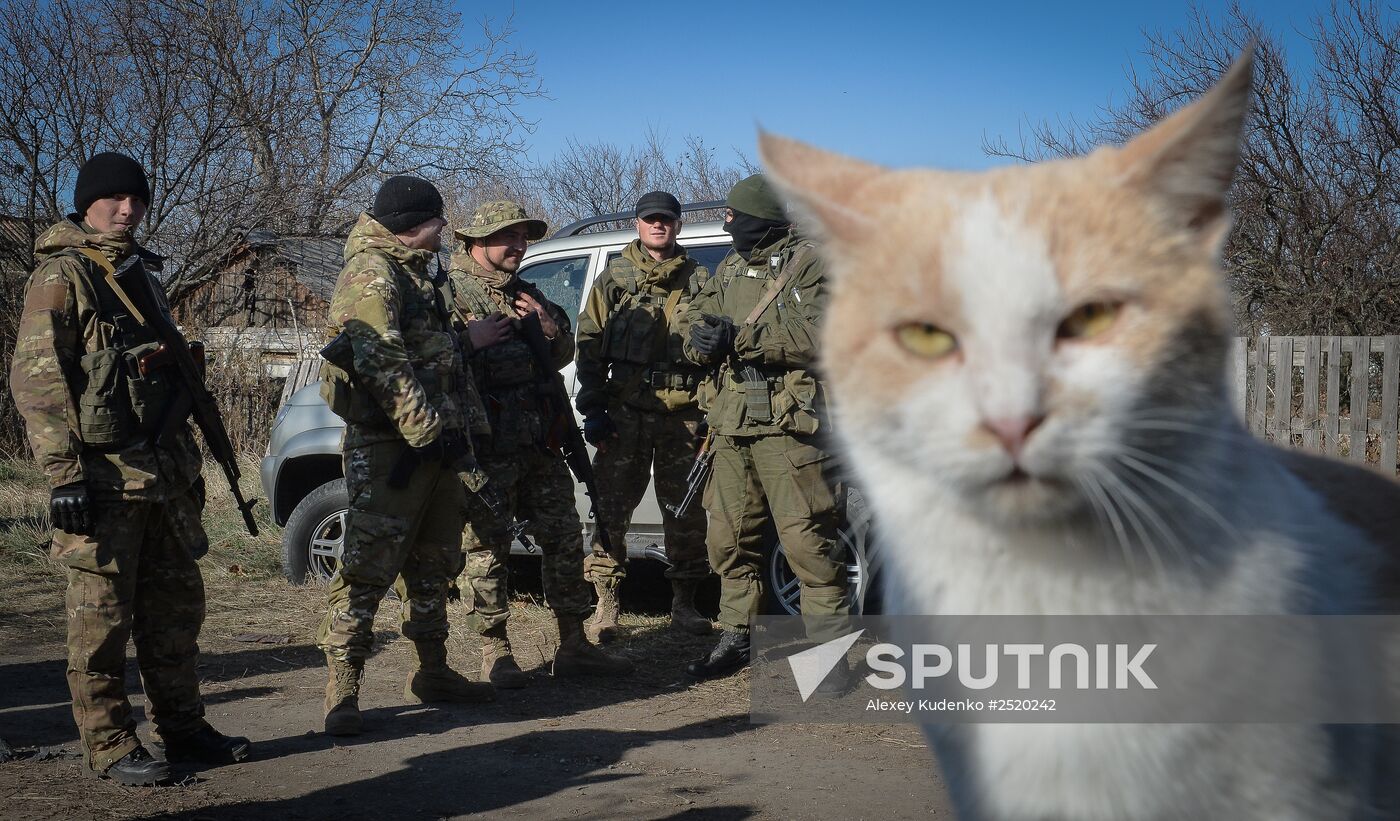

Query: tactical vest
[[59, 250, 178, 450], [597, 255, 708, 396], [451, 275, 546, 390], [322, 262, 459, 428]]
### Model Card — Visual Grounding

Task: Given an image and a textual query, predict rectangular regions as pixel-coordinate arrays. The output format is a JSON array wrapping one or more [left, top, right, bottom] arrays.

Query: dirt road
[[1, 569, 951, 820]]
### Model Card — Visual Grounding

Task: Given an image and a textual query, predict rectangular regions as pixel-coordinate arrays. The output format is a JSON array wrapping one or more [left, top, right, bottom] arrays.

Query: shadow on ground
[[147, 716, 756, 820]]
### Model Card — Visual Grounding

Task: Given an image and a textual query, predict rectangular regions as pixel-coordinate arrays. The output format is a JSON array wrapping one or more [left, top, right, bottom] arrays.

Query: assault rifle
[[517, 311, 614, 556], [666, 423, 714, 518], [119, 256, 259, 536], [319, 331, 533, 552]]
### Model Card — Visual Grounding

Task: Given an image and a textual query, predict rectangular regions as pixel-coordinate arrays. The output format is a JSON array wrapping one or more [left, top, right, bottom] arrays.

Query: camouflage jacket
[[575, 240, 709, 417], [321, 214, 474, 450], [448, 251, 573, 453], [9, 218, 202, 499], [681, 232, 829, 437]]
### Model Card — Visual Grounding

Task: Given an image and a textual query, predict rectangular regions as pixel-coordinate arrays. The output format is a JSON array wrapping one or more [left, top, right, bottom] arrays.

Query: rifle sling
[[73, 248, 149, 327], [742, 263, 795, 327]]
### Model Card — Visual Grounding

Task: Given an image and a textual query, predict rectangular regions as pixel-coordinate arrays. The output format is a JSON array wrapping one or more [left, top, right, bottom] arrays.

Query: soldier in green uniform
[[316, 175, 494, 737], [449, 201, 633, 687], [574, 191, 713, 642], [681, 175, 849, 680], [9, 152, 250, 785]]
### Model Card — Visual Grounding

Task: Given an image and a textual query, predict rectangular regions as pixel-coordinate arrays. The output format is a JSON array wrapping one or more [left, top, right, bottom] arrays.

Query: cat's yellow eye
[[895, 322, 958, 359], [1058, 301, 1122, 340]]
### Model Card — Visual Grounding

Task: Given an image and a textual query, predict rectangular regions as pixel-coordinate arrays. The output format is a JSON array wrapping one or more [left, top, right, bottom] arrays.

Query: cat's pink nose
[[984, 416, 1044, 459]]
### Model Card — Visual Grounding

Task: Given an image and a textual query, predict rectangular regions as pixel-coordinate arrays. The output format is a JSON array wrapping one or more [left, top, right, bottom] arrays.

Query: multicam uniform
[[315, 214, 477, 663], [9, 218, 209, 773], [448, 252, 593, 630], [682, 231, 849, 633], [574, 239, 710, 584]]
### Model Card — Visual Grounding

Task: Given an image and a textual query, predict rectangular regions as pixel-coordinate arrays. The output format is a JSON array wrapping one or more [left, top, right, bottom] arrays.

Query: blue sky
[[487, 0, 1327, 172]]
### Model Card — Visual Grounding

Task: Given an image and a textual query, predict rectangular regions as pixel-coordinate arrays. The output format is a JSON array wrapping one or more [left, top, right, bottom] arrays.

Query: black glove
[[689, 314, 735, 358], [413, 436, 446, 464], [50, 482, 92, 535], [441, 429, 471, 466], [193, 476, 207, 511], [583, 412, 618, 447]]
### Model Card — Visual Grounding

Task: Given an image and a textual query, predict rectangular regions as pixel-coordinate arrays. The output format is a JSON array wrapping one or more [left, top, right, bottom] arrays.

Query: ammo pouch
[[478, 339, 537, 388], [78, 347, 133, 447], [741, 365, 773, 423], [601, 302, 663, 365], [77, 340, 174, 448]]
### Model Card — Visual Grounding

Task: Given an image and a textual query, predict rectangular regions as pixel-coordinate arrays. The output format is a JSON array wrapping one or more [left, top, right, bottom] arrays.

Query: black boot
[[810, 657, 861, 699], [103, 745, 171, 786], [685, 630, 751, 680], [161, 724, 252, 765]]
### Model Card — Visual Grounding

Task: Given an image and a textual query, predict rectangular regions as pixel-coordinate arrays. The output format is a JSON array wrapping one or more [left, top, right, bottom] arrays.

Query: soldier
[[316, 175, 494, 737], [574, 191, 713, 642], [449, 201, 633, 687], [9, 152, 250, 785], [681, 174, 849, 680]]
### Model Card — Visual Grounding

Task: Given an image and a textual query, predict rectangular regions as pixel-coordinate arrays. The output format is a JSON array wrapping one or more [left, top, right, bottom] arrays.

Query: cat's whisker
[[1075, 468, 1138, 574], [1118, 444, 1217, 490], [1115, 452, 1241, 545], [1110, 465, 1200, 571], [1095, 468, 1171, 580]]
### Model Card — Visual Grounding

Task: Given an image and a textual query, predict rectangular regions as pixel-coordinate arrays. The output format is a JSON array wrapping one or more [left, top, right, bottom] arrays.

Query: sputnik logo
[[787, 629, 864, 702]]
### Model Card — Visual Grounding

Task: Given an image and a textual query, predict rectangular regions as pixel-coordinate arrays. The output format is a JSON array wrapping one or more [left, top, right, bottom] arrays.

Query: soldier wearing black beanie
[[371, 175, 445, 234], [73, 152, 151, 218]]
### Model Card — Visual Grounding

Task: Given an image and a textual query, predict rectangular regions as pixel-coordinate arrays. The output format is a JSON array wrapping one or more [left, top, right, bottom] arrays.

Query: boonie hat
[[455, 201, 547, 242], [635, 191, 682, 221]]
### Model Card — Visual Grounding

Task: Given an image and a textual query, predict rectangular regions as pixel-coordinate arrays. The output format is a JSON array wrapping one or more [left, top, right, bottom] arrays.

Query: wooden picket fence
[[1231, 336, 1400, 475]]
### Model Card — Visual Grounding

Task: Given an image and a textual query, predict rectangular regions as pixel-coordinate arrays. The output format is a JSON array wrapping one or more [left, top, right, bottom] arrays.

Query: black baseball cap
[[635, 191, 681, 220]]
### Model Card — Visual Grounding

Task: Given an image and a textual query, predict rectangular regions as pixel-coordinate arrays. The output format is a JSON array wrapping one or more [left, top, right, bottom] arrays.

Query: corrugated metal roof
[[267, 236, 344, 302]]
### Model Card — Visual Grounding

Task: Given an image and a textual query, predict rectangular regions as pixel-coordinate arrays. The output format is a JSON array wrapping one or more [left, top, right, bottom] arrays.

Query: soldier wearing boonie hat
[[447, 201, 634, 685]]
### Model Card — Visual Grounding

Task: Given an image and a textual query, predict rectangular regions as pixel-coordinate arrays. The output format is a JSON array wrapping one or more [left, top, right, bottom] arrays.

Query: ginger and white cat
[[760, 53, 1399, 820]]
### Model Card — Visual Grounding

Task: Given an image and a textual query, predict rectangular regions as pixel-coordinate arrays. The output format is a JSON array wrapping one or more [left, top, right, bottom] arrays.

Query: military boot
[[404, 640, 496, 704], [583, 580, 622, 644], [480, 626, 529, 689], [669, 579, 713, 636], [101, 745, 171, 787], [553, 614, 634, 677], [324, 656, 364, 737]]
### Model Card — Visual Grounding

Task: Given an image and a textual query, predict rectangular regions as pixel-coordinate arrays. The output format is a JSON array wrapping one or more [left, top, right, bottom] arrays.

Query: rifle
[[517, 311, 614, 556], [319, 331, 534, 552], [666, 423, 714, 518], [117, 256, 259, 536]]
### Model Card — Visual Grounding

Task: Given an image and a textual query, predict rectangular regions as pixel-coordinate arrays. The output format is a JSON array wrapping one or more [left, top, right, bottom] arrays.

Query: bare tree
[[984, 1, 1400, 336], [530, 130, 750, 233], [0, 0, 542, 300]]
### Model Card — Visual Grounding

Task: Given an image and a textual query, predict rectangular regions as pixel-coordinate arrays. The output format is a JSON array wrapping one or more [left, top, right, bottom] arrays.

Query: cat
[[759, 51, 1400, 821]]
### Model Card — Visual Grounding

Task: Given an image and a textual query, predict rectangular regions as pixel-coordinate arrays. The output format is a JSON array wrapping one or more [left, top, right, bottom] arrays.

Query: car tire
[[760, 487, 873, 616], [282, 478, 348, 584]]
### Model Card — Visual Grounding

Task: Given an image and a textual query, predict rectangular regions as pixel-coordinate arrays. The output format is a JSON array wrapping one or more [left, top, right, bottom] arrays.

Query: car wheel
[[761, 487, 872, 616], [282, 478, 348, 584]]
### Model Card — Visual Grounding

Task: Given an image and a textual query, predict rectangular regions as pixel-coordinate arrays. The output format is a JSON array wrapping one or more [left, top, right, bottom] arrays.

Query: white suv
[[260, 205, 877, 614]]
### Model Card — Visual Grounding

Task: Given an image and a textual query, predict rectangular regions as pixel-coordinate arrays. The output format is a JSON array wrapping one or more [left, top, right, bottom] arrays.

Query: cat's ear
[[758, 130, 883, 248], [1114, 47, 1254, 249]]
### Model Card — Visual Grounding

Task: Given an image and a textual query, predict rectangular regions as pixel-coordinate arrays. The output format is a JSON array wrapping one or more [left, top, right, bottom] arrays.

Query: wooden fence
[[1232, 336, 1400, 475]]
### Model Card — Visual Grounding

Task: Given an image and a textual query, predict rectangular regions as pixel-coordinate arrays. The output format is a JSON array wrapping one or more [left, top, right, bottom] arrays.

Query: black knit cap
[[371, 175, 445, 234], [73, 152, 151, 217]]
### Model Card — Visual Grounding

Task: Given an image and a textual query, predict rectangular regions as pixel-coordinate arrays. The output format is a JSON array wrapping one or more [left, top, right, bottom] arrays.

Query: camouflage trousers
[[52, 484, 209, 773], [584, 403, 710, 586], [704, 433, 849, 634], [461, 446, 591, 634], [317, 438, 467, 663]]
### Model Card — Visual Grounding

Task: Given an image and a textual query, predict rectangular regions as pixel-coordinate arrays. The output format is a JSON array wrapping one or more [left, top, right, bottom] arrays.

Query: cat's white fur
[[759, 51, 1396, 820]]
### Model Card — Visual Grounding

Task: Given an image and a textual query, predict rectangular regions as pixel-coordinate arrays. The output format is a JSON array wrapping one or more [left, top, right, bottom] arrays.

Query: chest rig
[[60, 249, 177, 449], [600, 257, 708, 393]]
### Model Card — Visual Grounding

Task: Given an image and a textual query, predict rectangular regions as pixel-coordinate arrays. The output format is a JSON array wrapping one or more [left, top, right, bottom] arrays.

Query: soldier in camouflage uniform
[[316, 176, 494, 737], [574, 191, 713, 642], [9, 152, 250, 785], [450, 201, 633, 687], [682, 175, 849, 680]]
